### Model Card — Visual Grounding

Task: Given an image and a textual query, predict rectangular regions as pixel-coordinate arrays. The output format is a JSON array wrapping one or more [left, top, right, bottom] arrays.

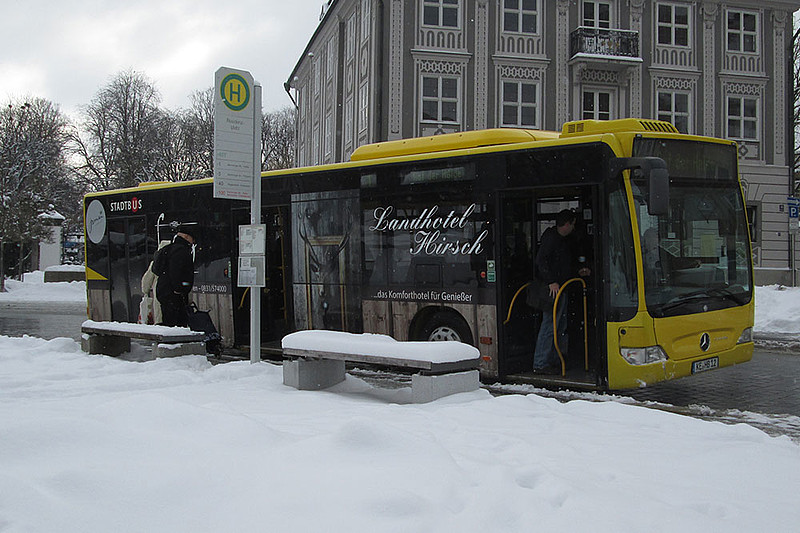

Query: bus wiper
[[658, 296, 703, 314], [659, 287, 745, 313], [694, 286, 746, 305]]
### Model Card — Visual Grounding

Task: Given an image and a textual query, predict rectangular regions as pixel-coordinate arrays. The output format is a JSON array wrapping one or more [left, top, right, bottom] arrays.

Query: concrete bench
[[281, 331, 481, 403], [81, 320, 206, 358]]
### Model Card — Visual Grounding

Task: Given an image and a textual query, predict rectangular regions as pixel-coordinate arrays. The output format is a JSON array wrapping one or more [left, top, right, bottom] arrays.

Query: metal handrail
[[552, 278, 589, 376], [503, 281, 531, 325]]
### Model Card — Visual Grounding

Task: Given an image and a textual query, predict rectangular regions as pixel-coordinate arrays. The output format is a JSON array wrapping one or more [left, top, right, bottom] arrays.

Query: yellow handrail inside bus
[[503, 281, 531, 325], [238, 287, 250, 310], [553, 278, 589, 376]]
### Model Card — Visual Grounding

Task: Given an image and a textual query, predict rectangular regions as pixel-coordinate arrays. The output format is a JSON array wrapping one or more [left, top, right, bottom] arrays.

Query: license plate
[[692, 356, 719, 374]]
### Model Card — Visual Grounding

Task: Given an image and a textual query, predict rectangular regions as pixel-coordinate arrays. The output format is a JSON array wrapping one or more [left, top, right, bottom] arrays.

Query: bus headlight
[[620, 346, 668, 365], [737, 327, 753, 344]]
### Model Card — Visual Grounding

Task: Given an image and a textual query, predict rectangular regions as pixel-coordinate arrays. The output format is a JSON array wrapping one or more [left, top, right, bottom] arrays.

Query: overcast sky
[[0, 0, 323, 119]]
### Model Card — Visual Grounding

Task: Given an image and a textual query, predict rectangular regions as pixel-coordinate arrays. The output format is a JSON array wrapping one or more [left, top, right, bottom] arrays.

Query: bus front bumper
[[608, 342, 753, 390]]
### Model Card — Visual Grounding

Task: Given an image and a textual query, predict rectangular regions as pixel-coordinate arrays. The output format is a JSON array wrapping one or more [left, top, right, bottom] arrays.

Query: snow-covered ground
[[0, 270, 86, 302], [0, 273, 799, 531]]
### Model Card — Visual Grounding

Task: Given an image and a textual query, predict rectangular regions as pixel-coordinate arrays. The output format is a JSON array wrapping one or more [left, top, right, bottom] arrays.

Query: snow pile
[[0, 335, 798, 532], [754, 284, 800, 334], [1, 270, 85, 302]]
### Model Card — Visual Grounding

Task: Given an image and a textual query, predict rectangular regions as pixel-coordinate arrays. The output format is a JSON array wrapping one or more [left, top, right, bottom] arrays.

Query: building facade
[[286, 0, 800, 285]]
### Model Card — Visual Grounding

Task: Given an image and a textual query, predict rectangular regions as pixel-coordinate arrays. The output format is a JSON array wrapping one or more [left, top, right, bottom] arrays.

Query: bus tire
[[419, 311, 473, 345]]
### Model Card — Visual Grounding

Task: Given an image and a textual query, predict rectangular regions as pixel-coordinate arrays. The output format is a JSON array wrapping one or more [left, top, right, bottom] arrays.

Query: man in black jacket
[[532, 209, 590, 373], [156, 227, 196, 327]]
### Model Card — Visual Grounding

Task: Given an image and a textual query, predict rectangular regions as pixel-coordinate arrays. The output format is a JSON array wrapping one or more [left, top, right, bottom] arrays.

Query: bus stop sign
[[213, 67, 255, 201]]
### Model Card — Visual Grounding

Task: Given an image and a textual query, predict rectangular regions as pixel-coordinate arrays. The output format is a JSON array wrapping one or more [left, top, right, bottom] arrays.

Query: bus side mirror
[[648, 168, 669, 216], [609, 156, 670, 216]]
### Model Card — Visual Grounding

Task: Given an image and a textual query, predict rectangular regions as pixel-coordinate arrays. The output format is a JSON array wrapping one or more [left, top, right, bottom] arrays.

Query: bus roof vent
[[350, 128, 559, 161], [638, 120, 679, 133], [561, 118, 679, 137]]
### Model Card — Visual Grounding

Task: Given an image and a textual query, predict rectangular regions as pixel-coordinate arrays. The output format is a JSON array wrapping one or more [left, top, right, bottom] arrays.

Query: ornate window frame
[[420, 74, 461, 124], [502, 0, 540, 35], [326, 39, 337, 81], [656, 2, 691, 47], [723, 79, 764, 161], [496, 63, 544, 128], [496, 1, 544, 57], [581, 0, 614, 29], [361, 0, 372, 41], [656, 90, 691, 133], [653, 76, 696, 134], [500, 79, 540, 128], [726, 93, 759, 141], [323, 111, 334, 160], [358, 82, 370, 134], [421, 0, 461, 30], [415, 57, 466, 134], [726, 8, 759, 54], [582, 87, 615, 120], [313, 58, 321, 96]]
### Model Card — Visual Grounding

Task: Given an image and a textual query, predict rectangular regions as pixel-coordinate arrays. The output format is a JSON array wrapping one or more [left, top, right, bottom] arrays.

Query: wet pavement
[[619, 349, 799, 417], [616, 348, 800, 441], [0, 302, 86, 341], [484, 348, 800, 442]]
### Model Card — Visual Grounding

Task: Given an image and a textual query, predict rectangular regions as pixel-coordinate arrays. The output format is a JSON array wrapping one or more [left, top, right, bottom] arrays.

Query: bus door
[[499, 189, 598, 377], [231, 205, 290, 348], [107, 216, 148, 322], [262, 205, 290, 343], [498, 194, 537, 375]]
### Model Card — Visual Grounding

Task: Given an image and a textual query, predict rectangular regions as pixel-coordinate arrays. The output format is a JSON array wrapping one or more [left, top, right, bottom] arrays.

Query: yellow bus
[[83, 118, 753, 390]]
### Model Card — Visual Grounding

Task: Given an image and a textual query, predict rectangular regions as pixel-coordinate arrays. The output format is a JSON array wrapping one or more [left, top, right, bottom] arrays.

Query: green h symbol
[[228, 82, 241, 101], [221, 73, 250, 111]]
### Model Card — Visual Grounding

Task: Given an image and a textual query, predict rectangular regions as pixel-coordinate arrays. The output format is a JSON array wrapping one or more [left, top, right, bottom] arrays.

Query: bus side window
[[607, 187, 638, 319]]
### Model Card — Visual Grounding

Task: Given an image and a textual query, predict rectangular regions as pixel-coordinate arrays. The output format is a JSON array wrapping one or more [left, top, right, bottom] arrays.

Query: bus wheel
[[420, 312, 472, 345]]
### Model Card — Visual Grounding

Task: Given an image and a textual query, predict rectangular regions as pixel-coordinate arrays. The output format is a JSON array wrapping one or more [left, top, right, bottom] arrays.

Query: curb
[[754, 333, 800, 354]]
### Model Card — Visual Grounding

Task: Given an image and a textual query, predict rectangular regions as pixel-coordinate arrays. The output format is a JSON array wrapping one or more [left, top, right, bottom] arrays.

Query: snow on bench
[[81, 320, 206, 358], [281, 330, 481, 403]]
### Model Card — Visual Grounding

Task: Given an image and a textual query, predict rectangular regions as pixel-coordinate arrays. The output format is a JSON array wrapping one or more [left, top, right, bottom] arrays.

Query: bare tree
[[0, 98, 71, 290], [150, 109, 197, 182], [261, 106, 296, 171], [185, 88, 215, 178], [75, 70, 162, 190]]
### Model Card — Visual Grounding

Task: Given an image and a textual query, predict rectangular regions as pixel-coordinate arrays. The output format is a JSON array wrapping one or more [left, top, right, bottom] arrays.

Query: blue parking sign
[[788, 197, 800, 219]]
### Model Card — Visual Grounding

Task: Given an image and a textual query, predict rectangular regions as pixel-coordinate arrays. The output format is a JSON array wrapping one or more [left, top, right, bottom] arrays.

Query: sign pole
[[213, 66, 264, 362], [250, 83, 262, 363]]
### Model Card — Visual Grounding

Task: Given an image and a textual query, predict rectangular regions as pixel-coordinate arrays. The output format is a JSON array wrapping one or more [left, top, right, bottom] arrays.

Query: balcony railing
[[570, 26, 639, 60]]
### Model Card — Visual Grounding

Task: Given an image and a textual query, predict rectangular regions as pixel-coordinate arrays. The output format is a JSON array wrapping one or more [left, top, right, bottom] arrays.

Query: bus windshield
[[631, 138, 752, 317]]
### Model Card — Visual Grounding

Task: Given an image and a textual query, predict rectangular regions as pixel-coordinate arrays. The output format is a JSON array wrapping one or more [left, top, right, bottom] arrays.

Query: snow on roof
[[38, 210, 65, 221], [282, 330, 480, 364]]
